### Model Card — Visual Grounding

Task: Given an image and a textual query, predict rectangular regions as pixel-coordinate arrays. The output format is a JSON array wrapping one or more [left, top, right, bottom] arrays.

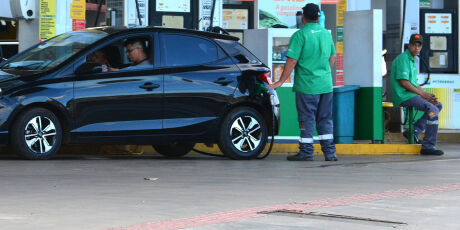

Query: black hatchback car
[[0, 27, 280, 160]]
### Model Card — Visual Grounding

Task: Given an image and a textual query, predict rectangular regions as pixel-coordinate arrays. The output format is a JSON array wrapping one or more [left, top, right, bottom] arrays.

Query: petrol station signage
[[425, 13, 452, 34], [39, 0, 56, 41], [125, 0, 148, 27], [39, 0, 86, 42], [200, 0, 222, 31], [258, 0, 320, 28], [71, 0, 86, 31], [156, 0, 191, 12]]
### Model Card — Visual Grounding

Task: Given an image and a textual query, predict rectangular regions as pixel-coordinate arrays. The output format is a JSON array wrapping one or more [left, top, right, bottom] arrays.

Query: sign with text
[[156, 0, 190, 12], [335, 0, 347, 86], [258, 0, 319, 28], [200, 0, 222, 31], [222, 9, 248, 30], [72, 19, 85, 31], [39, 0, 56, 41], [70, 0, 85, 20], [125, 0, 149, 27], [425, 13, 452, 34]]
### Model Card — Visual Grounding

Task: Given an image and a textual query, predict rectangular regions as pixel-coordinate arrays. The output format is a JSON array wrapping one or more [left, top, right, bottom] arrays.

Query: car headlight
[[0, 88, 2, 98]]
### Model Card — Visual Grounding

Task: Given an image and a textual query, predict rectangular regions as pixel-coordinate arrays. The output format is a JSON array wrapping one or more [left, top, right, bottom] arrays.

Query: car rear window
[[161, 34, 223, 67], [216, 39, 262, 64]]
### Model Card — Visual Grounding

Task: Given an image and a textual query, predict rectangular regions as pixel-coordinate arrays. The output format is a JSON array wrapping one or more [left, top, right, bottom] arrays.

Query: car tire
[[218, 107, 267, 160], [153, 142, 195, 158], [10, 108, 62, 160]]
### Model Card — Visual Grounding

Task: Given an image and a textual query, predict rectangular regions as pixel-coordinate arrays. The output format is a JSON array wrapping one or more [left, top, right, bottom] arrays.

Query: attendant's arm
[[267, 58, 297, 89], [329, 54, 336, 70]]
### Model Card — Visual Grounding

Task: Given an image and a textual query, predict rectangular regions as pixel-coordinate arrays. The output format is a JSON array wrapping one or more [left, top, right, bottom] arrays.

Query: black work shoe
[[403, 131, 421, 144], [287, 154, 314, 161], [420, 149, 444, 156], [325, 156, 338, 161]]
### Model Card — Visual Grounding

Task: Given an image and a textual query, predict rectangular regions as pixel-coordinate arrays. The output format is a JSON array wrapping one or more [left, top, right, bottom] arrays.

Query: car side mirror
[[75, 62, 103, 75]]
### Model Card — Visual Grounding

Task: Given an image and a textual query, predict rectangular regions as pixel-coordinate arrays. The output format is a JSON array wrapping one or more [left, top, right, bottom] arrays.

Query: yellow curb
[[192, 143, 421, 156], [57, 143, 420, 156], [331, 144, 420, 155]]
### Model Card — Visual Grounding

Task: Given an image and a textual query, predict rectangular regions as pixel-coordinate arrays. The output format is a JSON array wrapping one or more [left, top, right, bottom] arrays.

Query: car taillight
[[258, 72, 272, 84]]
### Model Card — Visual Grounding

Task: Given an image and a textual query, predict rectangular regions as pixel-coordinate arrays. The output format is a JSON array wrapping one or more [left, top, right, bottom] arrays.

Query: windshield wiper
[[2, 66, 33, 70], [2, 61, 45, 70]]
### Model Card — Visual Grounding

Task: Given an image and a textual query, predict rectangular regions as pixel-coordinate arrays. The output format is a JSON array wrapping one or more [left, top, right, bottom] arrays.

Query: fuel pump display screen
[[156, 0, 191, 12], [425, 13, 452, 34], [430, 36, 447, 50]]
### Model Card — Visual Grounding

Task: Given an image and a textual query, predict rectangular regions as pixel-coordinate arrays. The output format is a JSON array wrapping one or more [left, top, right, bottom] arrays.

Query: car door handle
[[214, 77, 234, 86], [139, 82, 160, 91]]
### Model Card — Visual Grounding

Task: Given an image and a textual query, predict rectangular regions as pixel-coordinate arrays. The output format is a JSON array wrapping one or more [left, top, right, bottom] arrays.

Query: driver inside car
[[87, 50, 119, 72]]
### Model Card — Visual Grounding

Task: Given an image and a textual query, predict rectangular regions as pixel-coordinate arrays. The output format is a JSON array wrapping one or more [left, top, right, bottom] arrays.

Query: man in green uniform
[[267, 3, 337, 161], [390, 34, 443, 155]]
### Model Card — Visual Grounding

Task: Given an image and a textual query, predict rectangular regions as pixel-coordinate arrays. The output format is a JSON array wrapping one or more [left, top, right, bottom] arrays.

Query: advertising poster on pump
[[258, 0, 320, 28]]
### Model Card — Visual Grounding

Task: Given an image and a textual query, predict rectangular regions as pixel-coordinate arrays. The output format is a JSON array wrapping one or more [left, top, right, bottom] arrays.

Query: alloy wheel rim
[[24, 116, 57, 154], [230, 115, 262, 152]]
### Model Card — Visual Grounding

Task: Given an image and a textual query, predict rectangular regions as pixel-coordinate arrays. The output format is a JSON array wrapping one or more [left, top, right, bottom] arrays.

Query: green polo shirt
[[390, 49, 419, 106], [286, 23, 336, 95]]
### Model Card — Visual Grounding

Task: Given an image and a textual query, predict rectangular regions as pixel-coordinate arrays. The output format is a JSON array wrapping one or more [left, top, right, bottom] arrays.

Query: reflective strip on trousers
[[317, 134, 334, 140], [427, 120, 439, 125], [299, 138, 314, 143]]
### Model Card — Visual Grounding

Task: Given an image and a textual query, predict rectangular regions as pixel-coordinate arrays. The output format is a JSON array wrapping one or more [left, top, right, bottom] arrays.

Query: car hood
[[0, 69, 42, 84], [0, 70, 24, 89], [0, 69, 17, 81]]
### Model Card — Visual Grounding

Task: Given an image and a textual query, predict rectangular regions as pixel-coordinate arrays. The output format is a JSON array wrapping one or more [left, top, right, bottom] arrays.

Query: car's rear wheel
[[153, 142, 195, 158], [10, 108, 62, 160], [218, 107, 267, 159]]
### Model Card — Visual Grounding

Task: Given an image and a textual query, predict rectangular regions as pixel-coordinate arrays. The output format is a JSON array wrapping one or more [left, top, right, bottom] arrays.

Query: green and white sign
[[258, 0, 320, 28], [420, 0, 431, 9]]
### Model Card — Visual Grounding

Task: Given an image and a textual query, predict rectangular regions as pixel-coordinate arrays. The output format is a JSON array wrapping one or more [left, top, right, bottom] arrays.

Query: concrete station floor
[[0, 143, 459, 230]]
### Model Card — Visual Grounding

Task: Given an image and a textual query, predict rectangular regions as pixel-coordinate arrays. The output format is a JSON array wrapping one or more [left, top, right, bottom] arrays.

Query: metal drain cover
[[260, 209, 407, 226]]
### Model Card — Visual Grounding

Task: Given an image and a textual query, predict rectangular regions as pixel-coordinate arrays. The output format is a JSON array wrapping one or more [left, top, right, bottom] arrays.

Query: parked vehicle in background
[[0, 27, 280, 160]]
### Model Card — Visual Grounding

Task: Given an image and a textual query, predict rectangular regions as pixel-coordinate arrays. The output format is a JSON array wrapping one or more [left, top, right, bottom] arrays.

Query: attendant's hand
[[421, 92, 438, 105], [108, 67, 119, 72], [430, 93, 439, 105], [267, 81, 282, 89]]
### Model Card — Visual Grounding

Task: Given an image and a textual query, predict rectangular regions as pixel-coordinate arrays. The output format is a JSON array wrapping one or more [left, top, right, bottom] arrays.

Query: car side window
[[161, 34, 221, 67], [215, 39, 261, 65], [82, 35, 153, 74]]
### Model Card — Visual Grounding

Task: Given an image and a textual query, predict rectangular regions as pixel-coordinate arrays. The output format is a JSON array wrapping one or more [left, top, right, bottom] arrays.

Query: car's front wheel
[[153, 142, 195, 158], [10, 108, 62, 160], [218, 107, 267, 159]]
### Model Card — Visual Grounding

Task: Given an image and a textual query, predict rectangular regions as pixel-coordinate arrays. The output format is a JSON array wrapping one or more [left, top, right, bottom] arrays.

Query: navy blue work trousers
[[401, 96, 442, 150], [296, 92, 336, 158]]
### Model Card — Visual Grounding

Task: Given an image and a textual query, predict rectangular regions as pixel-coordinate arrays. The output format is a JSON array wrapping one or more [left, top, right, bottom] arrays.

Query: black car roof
[[83, 26, 240, 41]]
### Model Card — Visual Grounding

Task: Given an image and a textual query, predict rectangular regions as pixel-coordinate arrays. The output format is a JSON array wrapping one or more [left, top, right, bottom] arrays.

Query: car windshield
[[0, 30, 107, 71]]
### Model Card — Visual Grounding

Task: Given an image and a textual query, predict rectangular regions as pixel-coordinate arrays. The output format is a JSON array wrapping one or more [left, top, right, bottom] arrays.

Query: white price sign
[[125, 0, 148, 27], [425, 13, 452, 34], [156, 0, 190, 12]]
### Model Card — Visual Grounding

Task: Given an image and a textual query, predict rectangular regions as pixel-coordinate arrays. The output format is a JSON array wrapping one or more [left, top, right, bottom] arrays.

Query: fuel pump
[[420, 9, 458, 73], [149, 0, 197, 29], [105, 0, 149, 27]]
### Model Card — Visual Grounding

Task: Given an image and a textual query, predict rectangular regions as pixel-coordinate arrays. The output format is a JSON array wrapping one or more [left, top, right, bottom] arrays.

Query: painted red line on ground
[[110, 183, 460, 230]]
